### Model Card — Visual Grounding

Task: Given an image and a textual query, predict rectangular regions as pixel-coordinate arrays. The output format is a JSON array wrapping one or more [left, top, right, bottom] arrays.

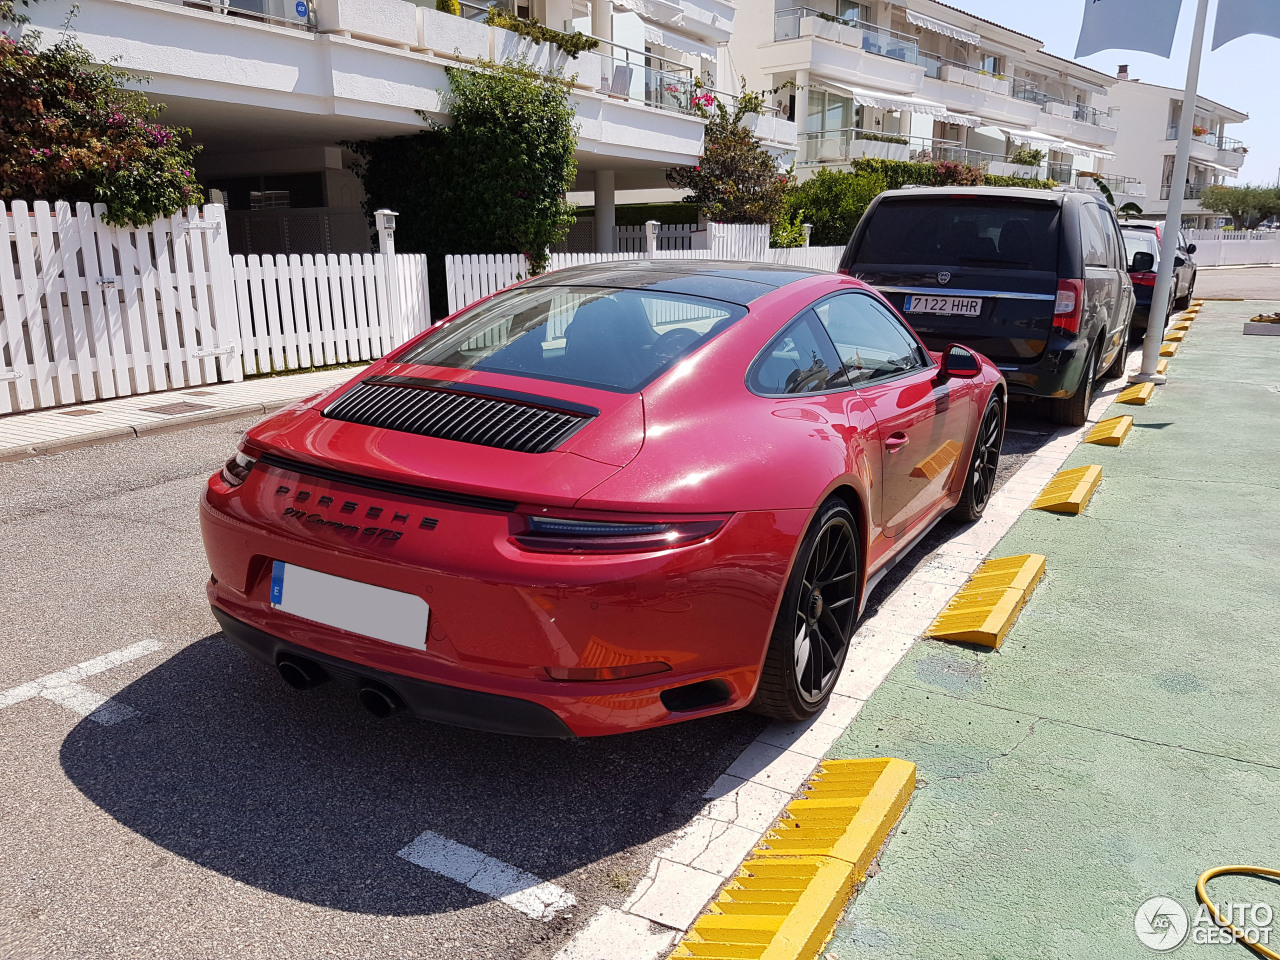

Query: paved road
[[1193, 265, 1280, 300], [0, 370, 1120, 960]]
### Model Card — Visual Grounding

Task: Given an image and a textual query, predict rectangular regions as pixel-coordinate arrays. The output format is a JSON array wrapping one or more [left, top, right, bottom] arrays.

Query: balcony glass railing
[[1078, 173, 1143, 192], [797, 128, 1003, 166], [1166, 123, 1224, 146], [183, 0, 316, 30], [1218, 136, 1246, 153], [1161, 183, 1211, 200], [1045, 161, 1073, 182], [1013, 82, 1107, 126], [772, 8, 925, 66]]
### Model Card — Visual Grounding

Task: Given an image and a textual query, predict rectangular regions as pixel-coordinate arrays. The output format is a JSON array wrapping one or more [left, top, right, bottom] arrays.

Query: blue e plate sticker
[[903, 295, 914, 311], [270, 560, 285, 605], [295, 0, 308, 17]]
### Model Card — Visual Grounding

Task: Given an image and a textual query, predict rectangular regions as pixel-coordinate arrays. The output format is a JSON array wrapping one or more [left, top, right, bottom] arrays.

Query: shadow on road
[[60, 635, 763, 916]]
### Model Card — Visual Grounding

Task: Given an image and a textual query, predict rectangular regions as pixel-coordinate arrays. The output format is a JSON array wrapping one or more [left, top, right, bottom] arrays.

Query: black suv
[[839, 187, 1134, 426]]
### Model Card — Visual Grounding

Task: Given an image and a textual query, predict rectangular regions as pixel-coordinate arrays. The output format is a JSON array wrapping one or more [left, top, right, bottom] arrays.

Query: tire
[[751, 498, 860, 722], [950, 397, 1003, 523], [1050, 343, 1099, 427], [1103, 316, 1130, 379]]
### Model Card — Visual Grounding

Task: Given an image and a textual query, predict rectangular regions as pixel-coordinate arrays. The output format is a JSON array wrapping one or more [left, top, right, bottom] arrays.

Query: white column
[[594, 169, 616, 253], [794, 70, 810, 161], [591, 0, 611, 42]]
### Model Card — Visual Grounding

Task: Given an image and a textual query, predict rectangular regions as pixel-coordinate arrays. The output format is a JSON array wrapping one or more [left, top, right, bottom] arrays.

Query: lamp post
[[1131, 0, 1210, 385]]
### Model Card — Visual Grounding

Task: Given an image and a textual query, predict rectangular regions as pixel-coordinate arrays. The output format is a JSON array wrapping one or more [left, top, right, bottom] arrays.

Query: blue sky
[[958, 0, 1277, 185]]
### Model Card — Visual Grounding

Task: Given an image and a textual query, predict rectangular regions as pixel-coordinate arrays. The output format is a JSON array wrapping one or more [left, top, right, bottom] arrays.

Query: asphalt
[[0, 356, 1126, 960], [825, 300, 1280, 959], [1194, 266, 1280, 300]]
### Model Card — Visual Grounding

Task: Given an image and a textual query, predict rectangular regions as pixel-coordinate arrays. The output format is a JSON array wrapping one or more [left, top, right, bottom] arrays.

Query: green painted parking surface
[[826, 301, 1280, 960]]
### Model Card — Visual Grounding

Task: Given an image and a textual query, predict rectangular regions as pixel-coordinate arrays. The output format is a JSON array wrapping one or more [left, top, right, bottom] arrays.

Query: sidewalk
[[0, 366, 365, 462], [824, 300, 1280, 958]]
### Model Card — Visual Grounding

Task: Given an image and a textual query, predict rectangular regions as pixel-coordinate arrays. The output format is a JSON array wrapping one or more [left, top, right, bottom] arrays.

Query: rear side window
[[1080, 203, 1112, 268], [1122, 231, 1159, 267], [813, 293, 930, 384], [749, 311, 846, 395], [401, 285, 745, 393], [856, 199, 1060, 271]]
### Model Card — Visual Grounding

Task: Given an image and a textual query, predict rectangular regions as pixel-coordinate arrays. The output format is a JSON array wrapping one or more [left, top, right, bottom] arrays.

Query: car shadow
[[59, 634, 764, 916]]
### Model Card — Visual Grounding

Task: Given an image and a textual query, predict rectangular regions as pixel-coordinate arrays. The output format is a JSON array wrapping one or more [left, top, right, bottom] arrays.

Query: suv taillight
[[1054, 279, 1083, 336]]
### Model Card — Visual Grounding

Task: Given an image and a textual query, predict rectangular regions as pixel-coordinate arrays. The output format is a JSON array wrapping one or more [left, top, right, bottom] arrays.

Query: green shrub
[[1009, 147, 1045, 166], [859, 133, 909, 145], [982, 174, 1058, 188], [483, 7, 599, 57], [348, 60, 578, 313], [782, 167, 885, 247], [0, 28, 202, 226], [436, 0, 461, 14]]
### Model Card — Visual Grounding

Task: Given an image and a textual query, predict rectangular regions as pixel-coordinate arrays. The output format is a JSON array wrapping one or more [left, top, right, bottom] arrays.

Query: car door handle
[[885, 432, 909, 451]]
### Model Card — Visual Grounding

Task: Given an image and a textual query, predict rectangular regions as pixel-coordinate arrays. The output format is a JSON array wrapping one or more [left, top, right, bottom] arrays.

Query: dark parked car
[[1121, 223, 1197, 333], [840, 187, 1135, 426]]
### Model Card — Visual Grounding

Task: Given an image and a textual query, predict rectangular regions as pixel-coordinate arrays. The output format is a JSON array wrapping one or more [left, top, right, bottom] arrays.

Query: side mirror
[[1131, 251, 1155, 272], [1186, 243, 1197, 255], [940, 343, 982, 379]]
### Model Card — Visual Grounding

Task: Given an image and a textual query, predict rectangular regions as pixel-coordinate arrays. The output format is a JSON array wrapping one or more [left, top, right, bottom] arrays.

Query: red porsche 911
[[200, 261, 1005, 737]]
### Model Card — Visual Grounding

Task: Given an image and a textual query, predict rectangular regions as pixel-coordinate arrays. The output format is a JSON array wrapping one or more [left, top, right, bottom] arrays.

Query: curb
[[0, 400, 295, 464], [671, 760, 916, 960]]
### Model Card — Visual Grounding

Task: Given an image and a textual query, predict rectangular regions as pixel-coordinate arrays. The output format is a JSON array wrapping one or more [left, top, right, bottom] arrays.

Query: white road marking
[[398, 830, 577, 921], [0, 639, 161, 725], [552, 356, 1140, 960]]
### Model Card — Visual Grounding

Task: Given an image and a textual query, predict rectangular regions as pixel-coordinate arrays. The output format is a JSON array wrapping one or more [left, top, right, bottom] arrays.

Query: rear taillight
[[514, 516, 725, 553], [1131, 272, 1157, 287], [219, 448, 257, 487], [1054, 279, 1084, 336]]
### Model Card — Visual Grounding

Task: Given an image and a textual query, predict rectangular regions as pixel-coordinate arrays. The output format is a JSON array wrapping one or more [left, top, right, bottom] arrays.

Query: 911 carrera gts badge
[[274, 484, 439, 542], [937, 271, 951, 285]]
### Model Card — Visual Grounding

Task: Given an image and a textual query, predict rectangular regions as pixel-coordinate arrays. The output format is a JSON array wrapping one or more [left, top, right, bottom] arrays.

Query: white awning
[[998, 126, 1068, 150], [1196, 158, 1239, 174], [643, 23, 718, 60], [1057, 139, 1116, 160], [613, 0, 683, 25], [818, 80, 948, 117], [942, 112, 981, 127], [905, 9, 980, 46]]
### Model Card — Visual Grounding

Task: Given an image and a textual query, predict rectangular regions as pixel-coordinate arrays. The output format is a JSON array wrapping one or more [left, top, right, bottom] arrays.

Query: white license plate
[[905, 295, 982, 316], [270, 561, 430, 650]]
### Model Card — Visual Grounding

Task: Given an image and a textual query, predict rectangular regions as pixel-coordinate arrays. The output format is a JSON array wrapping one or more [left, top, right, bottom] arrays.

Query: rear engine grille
[[323, 377, 596, 454]]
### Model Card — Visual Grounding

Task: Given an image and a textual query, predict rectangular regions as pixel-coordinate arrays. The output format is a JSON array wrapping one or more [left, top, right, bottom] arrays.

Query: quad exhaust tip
[[277, 654, 329, 690], [357, 683, 406, 719]]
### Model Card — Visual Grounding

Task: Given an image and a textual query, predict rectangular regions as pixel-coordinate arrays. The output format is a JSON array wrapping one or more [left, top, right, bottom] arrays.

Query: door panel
[[858, 369, 969, 540]]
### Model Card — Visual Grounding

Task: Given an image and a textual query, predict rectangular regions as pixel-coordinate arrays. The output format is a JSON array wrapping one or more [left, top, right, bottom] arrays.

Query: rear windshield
[[1122, 230, 1159, 264], [857, 198, 1060, 272], [400, 285, 745, 393]]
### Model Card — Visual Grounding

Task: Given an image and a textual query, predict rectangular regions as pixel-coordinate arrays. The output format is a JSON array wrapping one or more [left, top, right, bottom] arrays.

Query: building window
[[250, 190, 292, 210], [979, 54, 1002, 74]]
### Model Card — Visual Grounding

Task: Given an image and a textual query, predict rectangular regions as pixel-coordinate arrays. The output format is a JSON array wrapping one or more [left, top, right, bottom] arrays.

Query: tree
[[0, 21, 202, 226], [1199, 184, 1280, 231], [667, 88, 792, 224], [349, 59, 578, 312]]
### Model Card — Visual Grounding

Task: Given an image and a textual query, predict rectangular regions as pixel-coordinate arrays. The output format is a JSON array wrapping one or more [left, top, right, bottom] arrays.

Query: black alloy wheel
[[951, 398, 1003, 522], [752, 498, 860, 721], [792, 515, 859, 703]]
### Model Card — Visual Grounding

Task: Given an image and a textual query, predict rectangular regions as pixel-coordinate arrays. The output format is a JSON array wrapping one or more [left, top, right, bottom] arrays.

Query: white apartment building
[[1099, 71, 1248, 228], [26, 0, 795, 254], [729, 0, 1119, 184]]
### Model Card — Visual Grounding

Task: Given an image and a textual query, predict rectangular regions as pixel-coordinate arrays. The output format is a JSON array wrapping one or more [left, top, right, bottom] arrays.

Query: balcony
[[1077, 173, 1147, 199], [1160, 183, 1211, 201], [177, 0, 316, 30], [768, 10, 924, 93], [774, 9, 923, 65], [796, 127, 1002, 168]]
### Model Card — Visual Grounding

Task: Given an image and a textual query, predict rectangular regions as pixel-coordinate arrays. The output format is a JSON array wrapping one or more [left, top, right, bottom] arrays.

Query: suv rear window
[[857, 198, 1061, 272], [401, 285, 745, 393]]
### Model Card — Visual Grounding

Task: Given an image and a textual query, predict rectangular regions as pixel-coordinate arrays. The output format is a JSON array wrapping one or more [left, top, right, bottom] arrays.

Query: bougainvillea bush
[[0, 27, 202, 226]]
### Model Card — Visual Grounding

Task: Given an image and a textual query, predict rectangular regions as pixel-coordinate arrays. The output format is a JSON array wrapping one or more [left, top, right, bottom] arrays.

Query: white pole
[[1132, 0, 1210, 383], [375, 209, 401, 345]]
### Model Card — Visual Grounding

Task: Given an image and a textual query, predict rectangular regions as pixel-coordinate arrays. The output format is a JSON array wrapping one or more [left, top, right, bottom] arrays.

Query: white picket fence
[[1183, 229, 1280, 267], [443, 232, 843, 314], [1, 200, 430, 414], [614, 223, 699, 252]]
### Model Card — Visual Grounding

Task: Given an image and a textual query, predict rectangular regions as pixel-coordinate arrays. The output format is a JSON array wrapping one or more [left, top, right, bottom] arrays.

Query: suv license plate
[[905, 295, 982, 316]]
